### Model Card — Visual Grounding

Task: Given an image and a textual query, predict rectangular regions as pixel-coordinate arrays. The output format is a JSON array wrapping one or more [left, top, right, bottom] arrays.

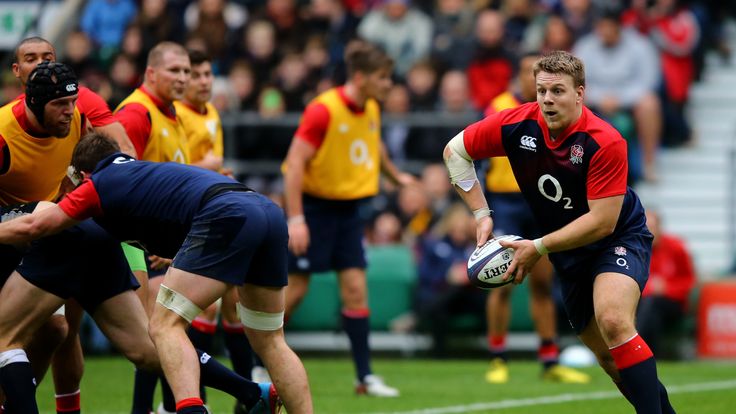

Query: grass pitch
[[36, 356, 736, 413]]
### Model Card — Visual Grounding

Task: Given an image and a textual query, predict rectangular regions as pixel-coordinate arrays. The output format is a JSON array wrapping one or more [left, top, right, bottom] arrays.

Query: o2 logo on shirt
[[350, 139, 373, 169], [538, 174, 573, 209]]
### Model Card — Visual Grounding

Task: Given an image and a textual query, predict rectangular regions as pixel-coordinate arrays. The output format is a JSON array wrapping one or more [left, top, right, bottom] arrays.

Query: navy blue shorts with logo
[[486, 192, 542, 239], [288, 195, 368, 274], [17, 219, 139, 313], [173, 191, 288, 287], [554, 231, 653, 334]]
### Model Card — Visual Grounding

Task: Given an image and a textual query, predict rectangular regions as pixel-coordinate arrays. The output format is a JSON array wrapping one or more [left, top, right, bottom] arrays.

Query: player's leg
[[220, 288, 257, 413], [485, 284, 512, 383], [121, 245, 158, 414], [591, 272, 667, 413], [529, 257, 590, 383], [51, 301, 85, 414], [0, 272, 67, 414], [92, 290, 160, 372], [238, 283, 312, 413], [149, 267, 275, 414], [284, 273, 310, 319]]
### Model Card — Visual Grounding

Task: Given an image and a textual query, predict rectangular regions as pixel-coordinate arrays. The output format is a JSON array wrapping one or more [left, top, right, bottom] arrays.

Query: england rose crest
[[570, 144, 584, 165]]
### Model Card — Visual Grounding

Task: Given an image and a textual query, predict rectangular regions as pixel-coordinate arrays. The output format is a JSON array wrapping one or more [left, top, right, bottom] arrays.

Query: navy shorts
[[486, 192, 542, 239], [17, 220, 139, 313], [287, 195, 368, 274], [555, 232, 653, 334], [173, 191, 288, 287]]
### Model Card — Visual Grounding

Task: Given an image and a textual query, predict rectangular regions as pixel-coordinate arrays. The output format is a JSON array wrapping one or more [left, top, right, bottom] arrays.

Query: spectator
[[119, 25, 147, 73], [184, 0, 247, 73], [622, 0, 699, 147], [80, 0, 138, 52], [367, 211, 404, 245], [61, 30, 100, 80], [274, 52, 310, 111], [108, 53, 141, 108], [467, 9, 515, 110], [302, 35, 332, 94], [306, 0, 360, 83], [382, 83, 413, 161], [131, 0, 185, 58], [415, 203, 485, 357], [357, 0, 434, 78], [539, 14, 575, 52], [256, 0, 308, 51], [636, 210, 696, 358], [405, 60, 439, 112], [430, 0, 476, 70], [227, 59, 259, 111], [234, 19, 280, 88], [555, 0, 598, 39], [574, 8, 662, 182]]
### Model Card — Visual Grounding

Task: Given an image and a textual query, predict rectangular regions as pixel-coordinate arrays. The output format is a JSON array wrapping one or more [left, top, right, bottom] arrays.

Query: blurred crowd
[[1, 0, 733, 172], [0, 0, 727, 353]]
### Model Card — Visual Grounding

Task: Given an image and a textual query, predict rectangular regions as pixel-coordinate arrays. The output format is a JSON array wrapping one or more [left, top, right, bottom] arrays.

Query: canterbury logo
[[65, 84, 77, 92], [520, 135, 537, 150]]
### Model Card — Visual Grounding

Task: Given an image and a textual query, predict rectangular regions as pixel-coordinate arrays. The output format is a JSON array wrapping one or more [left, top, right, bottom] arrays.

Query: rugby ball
[[467, 235, 522, 289]]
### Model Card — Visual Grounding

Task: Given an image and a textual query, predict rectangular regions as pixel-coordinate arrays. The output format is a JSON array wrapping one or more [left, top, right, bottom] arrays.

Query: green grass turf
[[36, 356, 736, 413]]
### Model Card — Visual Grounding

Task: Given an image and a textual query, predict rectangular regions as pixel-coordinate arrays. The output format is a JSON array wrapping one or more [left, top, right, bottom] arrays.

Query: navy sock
[[659, 380, 676, 414], [342, 309, 372, 381], [223, 323, 254, 380], [196, 349, 260, 407], [0, 354, 38, 414], [161, 378, 177, 411], [187, 321, 215, 401], [131, 368, 157, 414], [610, 334, 662, 413]]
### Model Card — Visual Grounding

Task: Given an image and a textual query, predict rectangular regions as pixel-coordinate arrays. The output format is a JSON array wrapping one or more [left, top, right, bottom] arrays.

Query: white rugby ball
[[467, 235, 521, 289]]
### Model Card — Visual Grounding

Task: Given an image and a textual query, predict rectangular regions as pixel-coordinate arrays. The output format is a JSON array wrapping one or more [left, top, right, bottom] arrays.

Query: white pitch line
[[364, 379, 736, 414]]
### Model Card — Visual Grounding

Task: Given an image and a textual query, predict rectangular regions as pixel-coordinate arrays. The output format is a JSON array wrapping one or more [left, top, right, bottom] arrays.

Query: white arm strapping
[[445, 131, 478, 192]]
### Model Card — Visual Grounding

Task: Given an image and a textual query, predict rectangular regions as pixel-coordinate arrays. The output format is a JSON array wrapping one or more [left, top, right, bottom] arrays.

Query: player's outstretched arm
[[283, 137, 317, 255], [443, 131, 493, 246], [379, 142, 416, 187], [0, 202, 78, 245], [95, 121, 137, 158]]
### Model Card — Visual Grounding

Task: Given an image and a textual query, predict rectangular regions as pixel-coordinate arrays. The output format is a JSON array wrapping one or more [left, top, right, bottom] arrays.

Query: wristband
[[533, 237, 549, 255], [472, 207, 492, 221], [287, 215, 305, 225]]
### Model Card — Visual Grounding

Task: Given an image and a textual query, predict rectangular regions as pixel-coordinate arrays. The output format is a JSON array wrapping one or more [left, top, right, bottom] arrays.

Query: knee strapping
[[156, 284, 202, 323], [236, 303, 284, 331]]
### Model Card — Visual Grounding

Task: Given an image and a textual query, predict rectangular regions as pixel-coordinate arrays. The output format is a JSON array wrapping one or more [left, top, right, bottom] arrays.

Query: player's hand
[[148, 255, 172, 270], [499, 238, 540, 285], [288, 221, 310, 256], [476, 215, 494, 246], [220, 167, 234, 178]]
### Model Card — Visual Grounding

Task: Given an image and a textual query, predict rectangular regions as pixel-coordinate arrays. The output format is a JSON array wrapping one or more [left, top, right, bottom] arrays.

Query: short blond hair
[[147, 41, 188, 68], [533, 50, 585, 88]]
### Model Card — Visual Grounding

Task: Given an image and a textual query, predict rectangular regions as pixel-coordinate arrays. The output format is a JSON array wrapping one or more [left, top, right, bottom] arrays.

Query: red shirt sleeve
[[77, 87, 115, 127], [462, 112, 506, 159], [586, 139, 628, 199], [294, 102, 330, 149], [58, 180, 103, 220], [0, 134, 7, 174], [114, 103, 151, 158]]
